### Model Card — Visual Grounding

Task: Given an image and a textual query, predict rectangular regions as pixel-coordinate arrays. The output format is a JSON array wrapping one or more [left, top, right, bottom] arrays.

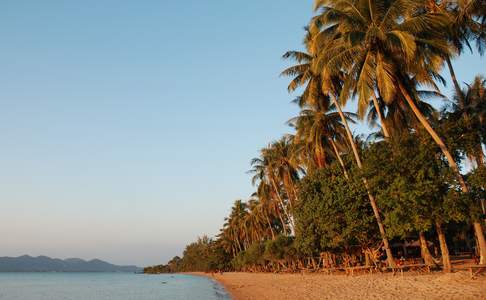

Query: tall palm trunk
[[473, 154, 486, 215], [270, 176, 294, 232], [315, 148, 326, 169], [436, 222, 451, 272], [398, 82, 486, 265], [474, 222, 486, 264], [282, 174, 296, 212], [287, 170, 299, 205], [275, 204, 289, 235], [330, 139, 349, 179], [264, 211, 276, 240], [330, 94, 396, 268], [419, 231, 436, 267], [446, 57, 465, 103], [235, 233, 243, 252], [371, 91, 390, 138]]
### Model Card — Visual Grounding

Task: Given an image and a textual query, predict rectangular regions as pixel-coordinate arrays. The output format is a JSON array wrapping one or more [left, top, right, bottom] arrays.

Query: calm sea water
[[0, 273, 231, 300]]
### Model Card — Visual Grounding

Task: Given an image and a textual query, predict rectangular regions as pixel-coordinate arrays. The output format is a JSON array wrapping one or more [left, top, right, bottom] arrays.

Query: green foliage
[[294, 163, 377, 256], [465, 165, 486, 220], [230, 236, 299, 271], [361, 133, 475, 238], [263, 235, 297, 262], [468, 165, 486, 191], [231, 242, 266, 270], [144, 237, 231, 273]]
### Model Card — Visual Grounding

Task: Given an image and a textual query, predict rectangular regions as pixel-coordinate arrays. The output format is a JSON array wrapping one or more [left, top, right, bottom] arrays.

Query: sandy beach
[[193, 272, 486, 300]]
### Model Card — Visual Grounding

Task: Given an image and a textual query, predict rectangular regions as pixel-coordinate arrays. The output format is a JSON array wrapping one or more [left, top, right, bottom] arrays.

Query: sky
[[0, 1, 484, 267]]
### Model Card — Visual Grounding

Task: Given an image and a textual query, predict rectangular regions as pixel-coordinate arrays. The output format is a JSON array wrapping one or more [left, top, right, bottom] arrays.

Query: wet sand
[[192, 271, 486, 300]]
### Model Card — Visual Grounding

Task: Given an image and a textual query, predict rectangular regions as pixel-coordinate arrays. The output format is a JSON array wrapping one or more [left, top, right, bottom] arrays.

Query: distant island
[[0, 255, 141, 272]]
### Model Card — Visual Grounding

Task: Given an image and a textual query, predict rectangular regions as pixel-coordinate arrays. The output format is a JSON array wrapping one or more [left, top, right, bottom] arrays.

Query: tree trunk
[[419, 231, 436, 267], [265, 212, 276, 240], [331, 95, 363, 168], [398, 82, 486, 264], [276, 205, 288, 235], [473, 154, 486, 215], [446, 57, 465, 103], [288, 172, 299, 206], [283, 172, 297, 211], [473, 222, 486, 264], [371, 91, 390, 138], [270, 176, 294, 232], [436, 222, 451, 272], [364, 250, 371, 267], [330, 94, 396, 268], [235, 235, 243, 253], [330, 139, 350, 179], [399, 83, 467, 190]]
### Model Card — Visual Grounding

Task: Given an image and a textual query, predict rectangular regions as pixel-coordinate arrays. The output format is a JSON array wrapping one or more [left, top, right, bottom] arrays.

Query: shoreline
[[185, 272, 236, 299], [187, 271, 486, 300]]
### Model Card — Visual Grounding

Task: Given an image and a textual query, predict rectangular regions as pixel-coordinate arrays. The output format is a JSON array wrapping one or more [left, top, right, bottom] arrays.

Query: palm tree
[[367, 90, 440, 138], [445, 75, 486, 215], [288, 97, 352, 178], [313, 0, 486, 264], [266, 136, 301, 211], [254, 182, 285, 237], [250, 151, 294, 233], [449, 75, 486, 164], [424, 0, 484, 102], [219, 200, 249, 256], [245, 199, 264, 244], [251, 195, 277, 240], [283, 16, 397, 267]]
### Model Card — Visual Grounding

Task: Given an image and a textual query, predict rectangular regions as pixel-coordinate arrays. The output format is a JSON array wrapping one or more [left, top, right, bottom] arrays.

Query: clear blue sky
[[0, 1, 484, 266]]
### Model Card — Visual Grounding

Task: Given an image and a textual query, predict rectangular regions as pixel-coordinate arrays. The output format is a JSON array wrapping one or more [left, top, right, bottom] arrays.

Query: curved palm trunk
[[315, 148, 326, 169], [473, 154, 486, 215], [371, 91, 391, 138], [330, 139, 350, 179], [419, 231, 436, 267], [436, 222, 451, 272], [264, 211, 276, 240], [270, 176, 294, 233], [398, 82, 486, 265], [287, 171, 299, 204], [331, 95, 364, 168], [474, 222, 486, 264], [283, 174, 296, 212], [446, 57, 465, 103], [275, 204, 289, 235], [330, 94, 396, 268], [235, 233, 243, 252]]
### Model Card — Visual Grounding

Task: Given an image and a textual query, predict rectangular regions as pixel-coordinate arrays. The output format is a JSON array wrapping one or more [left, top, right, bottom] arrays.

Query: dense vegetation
[[145, 0, 486, 274]]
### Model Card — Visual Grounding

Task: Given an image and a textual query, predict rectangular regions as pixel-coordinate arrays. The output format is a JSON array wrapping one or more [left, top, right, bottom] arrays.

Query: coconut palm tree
[[444, 75, 486, 215], [423, 0, 484, 102], [250, 195, 278, 240], [220, 201, 245, 255], [250, 152, 294, 233], [266, 136, 302, 211], [283, 17, 397, 267], [448, 75, 486, 165], [254, 182, 286, 237], [282, 25, 391, 137], [367, 90, 440, 138], [313, 0, 486, 264], [288, 97, 352, 178]]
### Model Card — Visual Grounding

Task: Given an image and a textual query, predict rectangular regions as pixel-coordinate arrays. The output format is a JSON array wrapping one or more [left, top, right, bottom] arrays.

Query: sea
[[0, 273, 231, 300]]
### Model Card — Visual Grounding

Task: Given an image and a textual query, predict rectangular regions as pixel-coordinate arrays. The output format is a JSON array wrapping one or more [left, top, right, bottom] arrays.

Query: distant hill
[[0, 255, 141, 272]]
